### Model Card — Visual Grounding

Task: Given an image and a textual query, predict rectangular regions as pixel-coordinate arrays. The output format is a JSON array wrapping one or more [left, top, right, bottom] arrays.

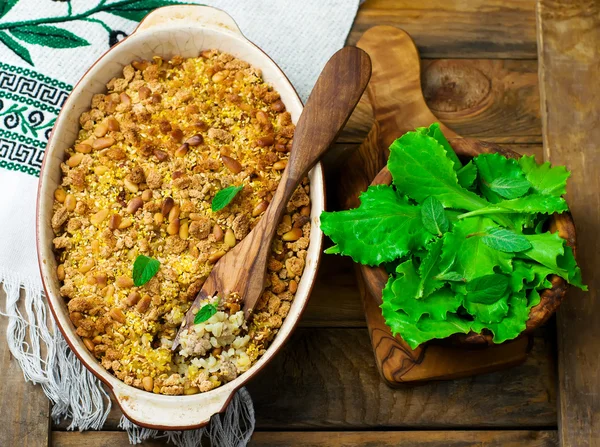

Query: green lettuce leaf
[[521, 232, 586, 290], [510, 260, 536, 293], [464, 294, 509, 324], [457, 160, 478, 189], [459, 274, 511, 323], [416, 123, 462, 171], [527, 288, 542, 310], [518, 155, 570, 197], [383, 262, 462, 323], [381, 302, 472, 349], [324, 245, 340, 255], [471, 292, 529, 344], [416, 238, 444, 298], [320, 123, 585, 349], [320, 185, 433, 266], [388, 131, 489, 210], [438, 217, 513, 281], [495, 194, 569, 214], [465, 274, 510, 303]]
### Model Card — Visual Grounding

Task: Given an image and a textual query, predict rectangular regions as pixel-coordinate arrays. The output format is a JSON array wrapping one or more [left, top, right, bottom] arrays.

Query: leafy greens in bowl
[[321, 124, 586, 349]]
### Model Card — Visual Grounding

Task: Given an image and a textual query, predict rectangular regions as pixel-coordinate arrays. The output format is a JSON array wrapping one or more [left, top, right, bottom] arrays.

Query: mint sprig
[[194, 301, 219, 324], [132, 255, 160, 287], [212, 185, 243, 212]]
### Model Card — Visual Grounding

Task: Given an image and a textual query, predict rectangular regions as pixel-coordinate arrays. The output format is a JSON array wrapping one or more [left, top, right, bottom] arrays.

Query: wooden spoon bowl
[[361, 137, 577, 347]]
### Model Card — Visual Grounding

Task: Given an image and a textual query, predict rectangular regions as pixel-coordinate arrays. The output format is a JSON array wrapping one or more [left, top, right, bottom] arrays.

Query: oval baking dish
[[36, 5, 324, 429]]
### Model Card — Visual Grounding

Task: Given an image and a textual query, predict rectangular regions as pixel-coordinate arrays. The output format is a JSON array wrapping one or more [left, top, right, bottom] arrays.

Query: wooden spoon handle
[[258, 47, 372, 236]]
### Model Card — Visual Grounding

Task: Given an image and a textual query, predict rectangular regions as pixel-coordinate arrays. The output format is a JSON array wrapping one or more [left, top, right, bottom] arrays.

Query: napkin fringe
[[119, 387, 255, 447], [0, 268, 110, 431]]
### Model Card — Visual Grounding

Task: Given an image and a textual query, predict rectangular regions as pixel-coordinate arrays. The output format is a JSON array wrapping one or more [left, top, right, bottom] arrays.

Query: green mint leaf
[[212, 185, 243, 212], [474, 153, 531, 201], [388, 131, 489, 211], [460, 273, 511, 323], [464, 294, 509, 324], [421, 196, 449, 236], [471, 292, 529, 344], [0, 0, 18, 18], [416, 238, 445, 298], [132, 255, 160, 287], [521, 233, 586, 290], [11, 25, 89, 49], [194, 303, 218, 325], [320, 185, 433, 266], [518, 155, 570, 197], [457, 160, 478, 189], [438, 217, 513, 281], [0, 31, 33, 65], [488, 177, 532, 199], [381, 302, 472, 350], [481, 228, 532, 252], [465, 274, 510, 304], [417, 123, 462, 171]]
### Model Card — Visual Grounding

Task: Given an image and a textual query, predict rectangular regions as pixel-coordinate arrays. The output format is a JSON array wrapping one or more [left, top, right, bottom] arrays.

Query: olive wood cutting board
[[337, 26, 531, 386]]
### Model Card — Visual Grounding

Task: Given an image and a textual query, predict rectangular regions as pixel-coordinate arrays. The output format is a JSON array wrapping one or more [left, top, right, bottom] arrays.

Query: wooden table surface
[[2, 1, 598, 446]]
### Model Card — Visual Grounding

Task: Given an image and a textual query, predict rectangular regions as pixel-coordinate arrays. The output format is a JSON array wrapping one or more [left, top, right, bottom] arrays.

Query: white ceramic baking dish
[[36, 5, 324, 429]]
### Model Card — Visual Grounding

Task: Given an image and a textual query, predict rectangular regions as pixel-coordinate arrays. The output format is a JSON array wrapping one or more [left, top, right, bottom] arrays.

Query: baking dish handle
[[134, 5, 243, 37], [113, 385, 234, 429]]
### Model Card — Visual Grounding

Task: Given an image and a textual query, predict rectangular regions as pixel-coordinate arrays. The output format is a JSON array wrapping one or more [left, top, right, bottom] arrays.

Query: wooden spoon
[[173, 46, 372, 350]]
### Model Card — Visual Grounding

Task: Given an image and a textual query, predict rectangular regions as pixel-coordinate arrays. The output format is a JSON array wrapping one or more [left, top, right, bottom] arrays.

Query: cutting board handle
[[358, 26, 457, 150]]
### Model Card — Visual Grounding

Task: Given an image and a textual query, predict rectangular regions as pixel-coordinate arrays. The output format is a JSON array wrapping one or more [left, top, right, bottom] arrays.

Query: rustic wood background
[[1, 0, 597, 445]]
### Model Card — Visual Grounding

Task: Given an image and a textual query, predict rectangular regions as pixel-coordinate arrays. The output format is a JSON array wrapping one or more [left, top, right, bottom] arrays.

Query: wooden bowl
[[360, 137, 577, 347]]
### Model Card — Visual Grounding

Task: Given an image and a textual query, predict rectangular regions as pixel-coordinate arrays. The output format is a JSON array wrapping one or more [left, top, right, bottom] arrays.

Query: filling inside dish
[[51, 50, 310, 395]]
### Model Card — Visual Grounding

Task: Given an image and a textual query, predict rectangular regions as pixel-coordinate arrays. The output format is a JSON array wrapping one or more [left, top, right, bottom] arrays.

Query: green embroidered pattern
[[0, 61, 69, 176], [0, 0, 184, 66], [0, 103, 55, 137]]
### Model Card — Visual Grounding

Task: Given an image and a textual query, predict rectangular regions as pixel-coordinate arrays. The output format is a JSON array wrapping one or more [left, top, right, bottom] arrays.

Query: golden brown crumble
[[51, 51, 309, 395]]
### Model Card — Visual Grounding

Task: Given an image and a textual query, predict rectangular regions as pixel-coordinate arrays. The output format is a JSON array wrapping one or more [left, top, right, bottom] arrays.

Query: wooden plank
[[350, 0, 537, 59], [92, 328, 556, 430], [52, 430, 558, 447], [52, 431, 164, 446], [250, 430, 558, 447], [0, 288, 51, 447], [298, 255, 364, 328], [536, 1, 600, 445], [341, 59, 541, 144], [248, 330, 556, 429]]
